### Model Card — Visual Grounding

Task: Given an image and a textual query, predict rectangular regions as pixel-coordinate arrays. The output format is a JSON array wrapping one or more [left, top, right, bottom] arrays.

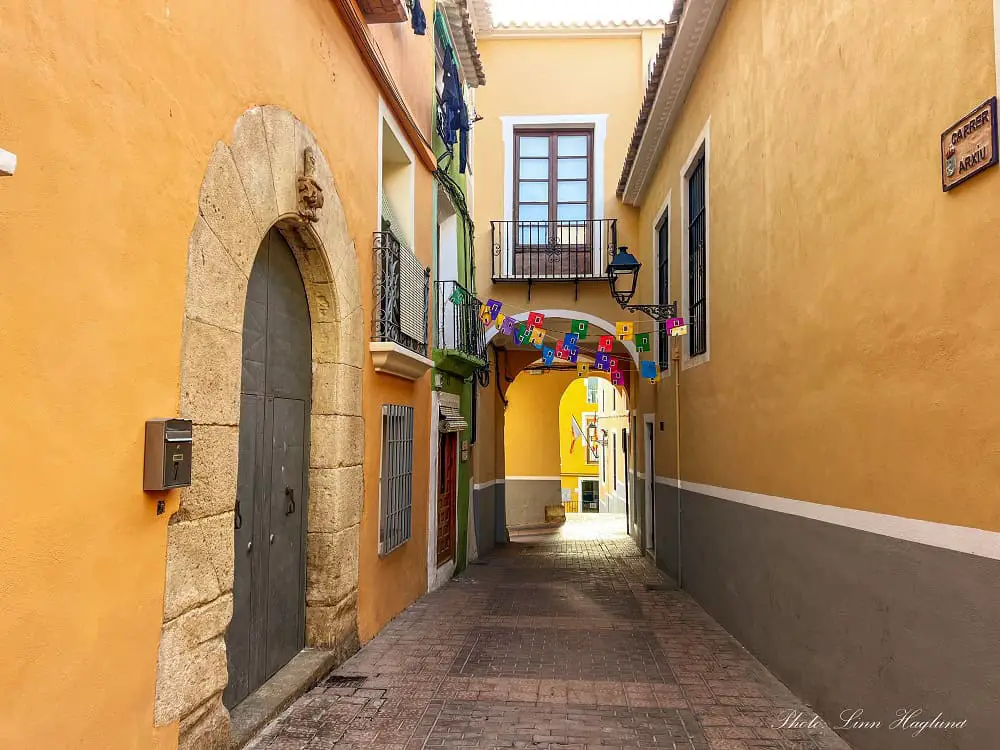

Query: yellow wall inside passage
[[635, 0, 1000, 531], [0, 1, 434, 746], [505, 369, 577, 478]]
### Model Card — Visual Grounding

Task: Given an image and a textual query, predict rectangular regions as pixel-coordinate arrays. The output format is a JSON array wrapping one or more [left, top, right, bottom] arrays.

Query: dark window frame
[[687, 151, 707, 358], [513, 127, 595, 228], [655, 212, 670, 369]]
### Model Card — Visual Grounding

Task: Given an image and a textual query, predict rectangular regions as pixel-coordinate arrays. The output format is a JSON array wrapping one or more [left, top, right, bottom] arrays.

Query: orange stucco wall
[[634, 0, 1000, 531], [0, 1, 433, 746]]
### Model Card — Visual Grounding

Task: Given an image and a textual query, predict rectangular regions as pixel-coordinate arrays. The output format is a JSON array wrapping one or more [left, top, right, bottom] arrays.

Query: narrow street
[[247, 516, 850, 750]]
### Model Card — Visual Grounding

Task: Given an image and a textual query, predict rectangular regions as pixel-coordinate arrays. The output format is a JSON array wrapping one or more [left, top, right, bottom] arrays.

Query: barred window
[[379, 404, 414, 556]]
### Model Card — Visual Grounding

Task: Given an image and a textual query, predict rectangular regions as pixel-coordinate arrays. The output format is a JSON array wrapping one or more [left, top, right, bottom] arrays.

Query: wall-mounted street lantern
[[605, 246, 677, 321]]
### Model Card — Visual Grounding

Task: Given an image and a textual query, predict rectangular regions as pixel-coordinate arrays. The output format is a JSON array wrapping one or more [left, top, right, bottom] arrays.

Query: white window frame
[[652, 190, 671, 374], [378, 98, 417, 245], [680, 118, 711, 370], [501, 114, 609, 276]]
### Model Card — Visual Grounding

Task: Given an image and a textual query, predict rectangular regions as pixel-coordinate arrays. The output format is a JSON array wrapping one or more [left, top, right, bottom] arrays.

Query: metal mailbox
[[144, 418, 193, 491]]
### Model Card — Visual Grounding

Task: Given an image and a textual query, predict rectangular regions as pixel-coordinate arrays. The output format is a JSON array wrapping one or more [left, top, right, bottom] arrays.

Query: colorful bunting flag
[[554, 341, 570, 360], [615, 321, 634, 341], [527, 311, 545, 328], [597, 335, 614, 352], [570, 319, 590, 338], [493, 312, 506, 331], [640, 360, 658, 380], [577, 362, 591, 377], [479, 304, 493, 325], [515, 324, 531, 345], [498, 315, 515, 336], [608, 356, 620, 372], [670, 324, 689, 337], [563, 332, 580, 348], [486, 299, 503, 320], [611, 371, 624, 386], [529, 327, 546, 347], [594, 352, 611, 371], [448, 287, 464, 306], [542, 346, 555, 366], [567, 346, 579, 364], [634, 332, 651, 353], [665, 317, 684, 331]]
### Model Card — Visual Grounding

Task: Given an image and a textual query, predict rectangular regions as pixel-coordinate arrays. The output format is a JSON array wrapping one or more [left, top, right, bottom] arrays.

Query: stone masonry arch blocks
[[157, 106, 364, 749]]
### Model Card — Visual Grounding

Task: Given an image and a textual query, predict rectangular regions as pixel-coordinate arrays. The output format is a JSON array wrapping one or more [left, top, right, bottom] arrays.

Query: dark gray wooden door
[[225, 227, 311, 709]]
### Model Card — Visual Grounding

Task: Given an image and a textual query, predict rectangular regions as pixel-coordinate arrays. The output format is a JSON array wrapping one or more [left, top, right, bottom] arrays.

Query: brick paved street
[[247, 516, 851, 750]]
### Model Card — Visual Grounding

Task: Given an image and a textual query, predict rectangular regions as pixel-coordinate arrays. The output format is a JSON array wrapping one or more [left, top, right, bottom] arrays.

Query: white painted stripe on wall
[[473, 479, 505, 491], [653, 477, 1000, 561], [506, 475, 562, 481]]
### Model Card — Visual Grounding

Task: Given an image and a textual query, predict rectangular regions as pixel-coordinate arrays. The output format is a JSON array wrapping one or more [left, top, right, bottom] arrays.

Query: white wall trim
[[506, 475, 562, 481], [473, 478, 504, 491], [378, 97, 417, 244], [679, 118, 711, 370], [501, 114, 609, 276], [651, 191, 672, 374], [653, 477, 1000, 561], [483, 308, 640, 364]]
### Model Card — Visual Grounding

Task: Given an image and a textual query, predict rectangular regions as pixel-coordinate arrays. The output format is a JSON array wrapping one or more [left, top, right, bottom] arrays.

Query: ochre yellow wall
[[504, 369, 577, 477], [558, 378, 600, 479], [635, 0, 1000, 531], [0, 1, 433, 746], [558, 378, 598, 512], [472, 34, 648, 326]]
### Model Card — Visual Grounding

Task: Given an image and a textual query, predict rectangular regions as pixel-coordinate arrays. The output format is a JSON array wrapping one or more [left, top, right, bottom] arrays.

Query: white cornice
[[621, 0, 728, 206]]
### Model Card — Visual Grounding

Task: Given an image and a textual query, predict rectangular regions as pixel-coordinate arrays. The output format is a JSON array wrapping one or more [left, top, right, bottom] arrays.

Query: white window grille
[[379, 404, 414, 556]]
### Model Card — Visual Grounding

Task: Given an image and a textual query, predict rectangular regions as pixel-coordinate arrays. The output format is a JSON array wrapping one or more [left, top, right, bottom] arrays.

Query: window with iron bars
[[379, 404, 414, 556]]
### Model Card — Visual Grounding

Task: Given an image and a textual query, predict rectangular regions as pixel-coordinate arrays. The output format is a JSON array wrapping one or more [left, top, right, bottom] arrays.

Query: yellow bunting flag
[[670, 324, 689, 337], [577, 362, 591, 377], [615, 321, 634, 342], [494, 312, 506, 331], [479, 304, 493, 325], [529, 327, 546, 346]]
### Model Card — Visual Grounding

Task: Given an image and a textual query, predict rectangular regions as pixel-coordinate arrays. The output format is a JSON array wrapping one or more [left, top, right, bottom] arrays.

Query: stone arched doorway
[[155, 106, 364, 749]]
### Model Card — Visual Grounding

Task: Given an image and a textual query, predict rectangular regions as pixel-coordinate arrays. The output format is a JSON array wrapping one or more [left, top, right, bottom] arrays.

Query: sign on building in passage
[[941, 97, 998, 191]]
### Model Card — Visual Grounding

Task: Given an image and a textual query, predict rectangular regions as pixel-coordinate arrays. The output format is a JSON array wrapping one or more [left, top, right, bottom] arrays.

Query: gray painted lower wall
[[504, 479, 560, 527], [654, 486, 999, 750], [472, 485, 496, 554]]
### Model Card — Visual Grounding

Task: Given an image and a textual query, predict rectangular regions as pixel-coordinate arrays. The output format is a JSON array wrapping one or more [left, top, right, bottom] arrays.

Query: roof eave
[[618, 0, 729, 206], [441, 0, 487, 87]]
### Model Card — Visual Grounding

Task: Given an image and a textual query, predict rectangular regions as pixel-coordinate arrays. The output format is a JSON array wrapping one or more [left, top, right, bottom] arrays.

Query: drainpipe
[[673, 339, 683, 588]]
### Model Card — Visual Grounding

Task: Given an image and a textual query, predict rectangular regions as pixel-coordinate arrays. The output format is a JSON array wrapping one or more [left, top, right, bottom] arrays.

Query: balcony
[[371, 231, 433, 380], [434, 281, 488, 378], [490, 218, 618, 292]]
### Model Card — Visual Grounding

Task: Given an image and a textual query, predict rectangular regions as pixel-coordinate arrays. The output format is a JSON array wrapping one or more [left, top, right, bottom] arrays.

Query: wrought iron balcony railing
[[373, 231, 430, 358], [435, 281, 488, 363], [491, 218, 618, 283]]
